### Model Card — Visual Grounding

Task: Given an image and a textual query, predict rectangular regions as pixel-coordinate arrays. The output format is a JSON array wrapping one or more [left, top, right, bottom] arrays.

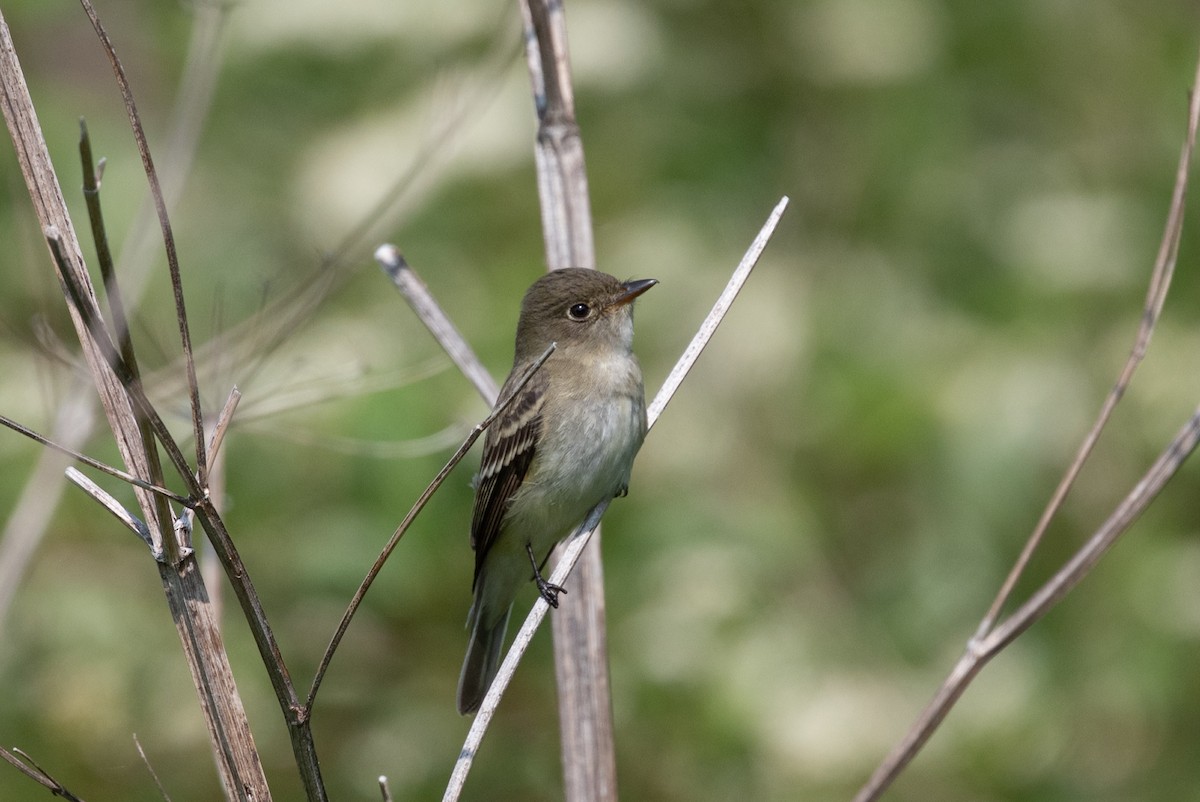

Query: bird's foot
[[536, 576, 567, 608], [526, 542, 567, 608]]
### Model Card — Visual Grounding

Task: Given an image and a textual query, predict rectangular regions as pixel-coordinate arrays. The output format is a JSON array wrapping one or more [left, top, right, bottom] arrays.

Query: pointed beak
[[613, 278, 658, 308]]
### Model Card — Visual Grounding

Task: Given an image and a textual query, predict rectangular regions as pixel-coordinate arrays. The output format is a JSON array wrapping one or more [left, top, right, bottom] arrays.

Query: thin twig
[[987, 406, 1200, 652], [132, 734, 174, 802], [66, 467, 154, 549], [1, 10, 275, 798], [47, 231, 196, 508], [976, 52, 1200, 638], [47, 229, 187, 562], [78, 0, 207, 486], [0, 746, 87, 802], [204, 386, 241, 471], [519, 0, 593, 270], [646, 196, 789, 428], [111, 0, 230, 311], [305, 343, 556, 711], [443, 198, 787, 801], [854, 405, 1200, 802], [180, 386, 241, 550], [0, 0, 229, 641], [75, 13, 324, 786], [78, 118, 178, 541], [855, 51, 1200, 802], [80, 119, 136, 375], [0, 413, 191, 506], [375, 245, 499, 403]]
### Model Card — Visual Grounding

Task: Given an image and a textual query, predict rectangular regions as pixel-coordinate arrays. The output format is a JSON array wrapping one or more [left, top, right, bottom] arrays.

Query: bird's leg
[[526, 543, 566, 608]]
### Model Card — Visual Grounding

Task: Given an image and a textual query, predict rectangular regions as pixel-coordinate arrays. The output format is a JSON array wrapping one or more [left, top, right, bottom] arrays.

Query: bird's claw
[[536, 577, 567, 608], [526, 542, 566, 607]]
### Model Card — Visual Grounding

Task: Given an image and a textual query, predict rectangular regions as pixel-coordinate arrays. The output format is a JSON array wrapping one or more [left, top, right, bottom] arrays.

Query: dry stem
[[853, 47, 1200, 802]]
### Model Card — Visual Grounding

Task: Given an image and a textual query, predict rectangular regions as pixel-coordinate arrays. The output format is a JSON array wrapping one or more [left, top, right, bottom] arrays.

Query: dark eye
[[567, 303, 591, 320]]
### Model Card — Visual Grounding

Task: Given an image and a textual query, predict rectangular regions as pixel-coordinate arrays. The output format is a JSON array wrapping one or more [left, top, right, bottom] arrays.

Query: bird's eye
[[567, 303, 591, 320]]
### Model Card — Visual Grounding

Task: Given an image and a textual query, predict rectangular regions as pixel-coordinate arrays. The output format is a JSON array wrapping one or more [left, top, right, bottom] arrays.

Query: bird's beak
[[612, 278, 658, 308]]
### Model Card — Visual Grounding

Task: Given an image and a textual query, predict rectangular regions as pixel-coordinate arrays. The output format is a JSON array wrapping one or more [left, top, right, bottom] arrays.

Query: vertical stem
[[0, 11, 271, 800], [518, 1, 616, 799]]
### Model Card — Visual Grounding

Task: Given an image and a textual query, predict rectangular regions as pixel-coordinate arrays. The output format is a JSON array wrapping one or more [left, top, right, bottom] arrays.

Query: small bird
[[456, 268, 656, 715]]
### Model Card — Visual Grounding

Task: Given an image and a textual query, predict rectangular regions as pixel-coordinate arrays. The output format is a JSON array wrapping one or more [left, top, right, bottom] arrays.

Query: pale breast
[[506, 351, 647, 552]]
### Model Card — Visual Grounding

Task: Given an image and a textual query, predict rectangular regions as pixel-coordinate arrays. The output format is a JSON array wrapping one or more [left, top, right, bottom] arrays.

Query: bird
[[456, 267, 656, 715]]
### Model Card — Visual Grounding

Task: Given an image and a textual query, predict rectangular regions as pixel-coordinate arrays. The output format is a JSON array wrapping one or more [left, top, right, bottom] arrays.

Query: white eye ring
[[567, 303, 591, 320]]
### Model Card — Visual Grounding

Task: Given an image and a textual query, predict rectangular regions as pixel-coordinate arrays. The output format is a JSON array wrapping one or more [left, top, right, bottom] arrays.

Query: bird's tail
[[456, 600, 512, 715]]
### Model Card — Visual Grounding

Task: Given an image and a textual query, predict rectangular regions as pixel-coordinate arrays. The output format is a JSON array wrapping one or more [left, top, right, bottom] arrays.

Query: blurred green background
[[2, 1, 1200, 800]]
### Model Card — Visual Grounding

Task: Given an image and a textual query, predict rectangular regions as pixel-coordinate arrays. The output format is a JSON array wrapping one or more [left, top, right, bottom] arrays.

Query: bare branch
[[855, 49, 1200, 802], [66, 467, 154, 549], [47, 228, 196, 541], [515, 2, 613, 794], [1, 8, 274, 798], [855, 405, 1200, 802], [977, 48, 1200, 638], [78, 117, 179, 541], [375, 245, 499, 403], [986, 406, 1200, 651], [0, 0, 229, 640], [78, 0, 208, 485], [646, 195, 790, 428], [519, 0, 593, 270], [0, 412, 191, 506], [80, 119, 135, 373], [133, 734, 174, 802], [205, 386, 242, 469], [0, 746, 87, 802]]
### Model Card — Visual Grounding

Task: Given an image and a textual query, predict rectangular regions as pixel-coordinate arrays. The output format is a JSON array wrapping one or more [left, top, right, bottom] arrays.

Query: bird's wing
[[470, 367, 547, 587]]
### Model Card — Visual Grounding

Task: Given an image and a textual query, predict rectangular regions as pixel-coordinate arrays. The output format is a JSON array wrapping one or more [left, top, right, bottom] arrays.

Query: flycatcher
[[457, 267, 656, 715]]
